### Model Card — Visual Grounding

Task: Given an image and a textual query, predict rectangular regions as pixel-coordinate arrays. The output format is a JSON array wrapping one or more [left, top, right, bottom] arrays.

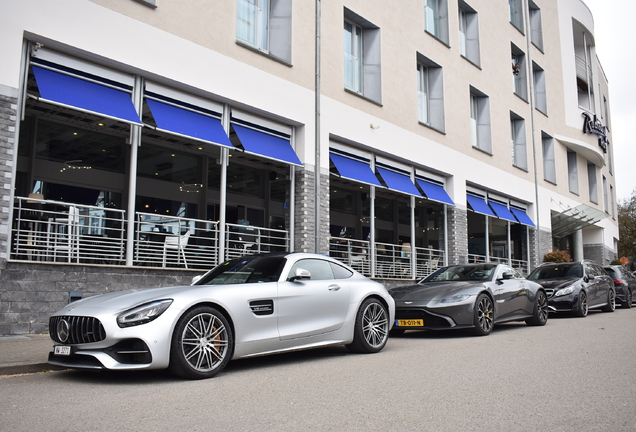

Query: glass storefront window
[[138, 143, 200, 184]]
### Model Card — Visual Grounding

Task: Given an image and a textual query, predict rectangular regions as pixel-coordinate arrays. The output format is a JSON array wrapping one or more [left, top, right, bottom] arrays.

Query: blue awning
[[376, 167, 420, 196], [489, 201, 518, 223], [466, 194, 495, 217], [416, 179, 455, 205], [31, 66, 141, 124], [146, 99, 232, 147], [511, 208, 536, 227], [329, 153, 382, 187], [232, 124, 302, 166]]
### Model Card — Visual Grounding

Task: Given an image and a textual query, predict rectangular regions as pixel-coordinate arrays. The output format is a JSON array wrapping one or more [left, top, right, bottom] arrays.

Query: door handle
[[328, 284, 341, 291]]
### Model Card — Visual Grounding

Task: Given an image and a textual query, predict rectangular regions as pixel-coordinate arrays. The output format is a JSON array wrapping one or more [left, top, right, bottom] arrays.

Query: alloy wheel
[[181, 312, 229, 372]]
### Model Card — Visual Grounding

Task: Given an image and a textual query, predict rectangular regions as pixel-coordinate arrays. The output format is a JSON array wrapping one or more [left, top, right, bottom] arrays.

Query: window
[[458, 1, 480, 66], [533, 62, 547, 114], [542, 133, 556, 184], [610, 185, 615, 218], [289, 259, 334, 281], [236, 0, 292, 63], [417, 54, 445, 132], [607, 142, 613, 175], [587, 162, 598, 204], [510, 113, 527, 170], [470, 87, 491, 153], [574, 21, 595, 111], [509, 0, 524, 32], [425, 0, 449, 44], [132, 0, 157, 8], [602, 176, 608, 213], [511, 44, 527, 100], [567, 150, 578, 195], [529, 1, 543, 51], [343, 9, 382, 104]]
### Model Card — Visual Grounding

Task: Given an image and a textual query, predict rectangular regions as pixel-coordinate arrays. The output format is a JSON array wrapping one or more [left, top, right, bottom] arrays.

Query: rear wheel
[[169, 306, 233, 379], [573, 291, 588, 317], [601, 288, 616, 312], [346, 298, 389, 353], [526, 290, 549, 326], [470, 294, 494, 336]]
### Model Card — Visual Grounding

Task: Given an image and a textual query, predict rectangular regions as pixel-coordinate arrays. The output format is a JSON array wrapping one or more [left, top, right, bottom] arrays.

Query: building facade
[[0, 0, 618, 334]]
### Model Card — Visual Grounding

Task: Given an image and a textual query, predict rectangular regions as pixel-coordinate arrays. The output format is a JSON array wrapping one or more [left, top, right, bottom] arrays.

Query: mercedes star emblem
[[57, 319, 70, 343]]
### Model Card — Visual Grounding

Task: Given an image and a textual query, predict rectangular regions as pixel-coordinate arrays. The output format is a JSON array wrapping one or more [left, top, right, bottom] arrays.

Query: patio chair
[[162, 230, 191, 268]]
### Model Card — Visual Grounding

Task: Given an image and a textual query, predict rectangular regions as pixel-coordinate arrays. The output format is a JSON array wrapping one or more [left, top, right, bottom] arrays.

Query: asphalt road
[[1, 308, 635, 432]]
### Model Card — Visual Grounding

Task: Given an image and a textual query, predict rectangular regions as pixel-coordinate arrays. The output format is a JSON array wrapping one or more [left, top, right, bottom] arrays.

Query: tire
[[573, 291, 588, 317], [469, 293, 494, 336], [346, 298, 389, 353], [169, 306, 233, 379], [622, 289, 632, 309], [601, 288, 616, 312], [526, 290, 549, 326]]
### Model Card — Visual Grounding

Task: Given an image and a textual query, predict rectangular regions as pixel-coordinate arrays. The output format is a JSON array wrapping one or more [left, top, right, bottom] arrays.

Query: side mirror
[[583, 275, 590, 283], [500, 272, 514, 280], [191, 275, 202, 285], [289, 268, 311, 282]]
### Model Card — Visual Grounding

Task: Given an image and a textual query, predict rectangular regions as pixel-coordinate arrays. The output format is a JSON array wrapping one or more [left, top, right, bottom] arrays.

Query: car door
[[492, 265, 527, 321], [595, 264, 614, 305], [277, 258, 351, 341], [584, 263, 604, 306]]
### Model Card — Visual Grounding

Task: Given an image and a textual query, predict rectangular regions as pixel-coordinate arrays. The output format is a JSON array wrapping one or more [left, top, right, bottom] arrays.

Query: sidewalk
[[0, 334, 66, 376]]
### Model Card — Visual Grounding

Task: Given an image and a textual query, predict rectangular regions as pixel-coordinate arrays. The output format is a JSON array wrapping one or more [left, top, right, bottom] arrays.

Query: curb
[[0, 363, 67, 376]]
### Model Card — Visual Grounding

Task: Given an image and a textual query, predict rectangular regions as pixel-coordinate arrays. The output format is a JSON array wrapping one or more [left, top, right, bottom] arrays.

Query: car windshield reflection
[[424, 264, 496, 282], [527, 264, 582, 281], [196, 255, 287, 285]]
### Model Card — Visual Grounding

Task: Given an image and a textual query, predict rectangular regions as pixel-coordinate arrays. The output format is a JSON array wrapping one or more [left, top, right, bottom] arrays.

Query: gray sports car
[[389, 263, 548, 336], [48, 253, 395, 379]]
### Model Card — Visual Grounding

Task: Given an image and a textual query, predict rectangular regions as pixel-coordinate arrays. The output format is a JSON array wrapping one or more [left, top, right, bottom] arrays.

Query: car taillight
[[614, 279, 624, 285]]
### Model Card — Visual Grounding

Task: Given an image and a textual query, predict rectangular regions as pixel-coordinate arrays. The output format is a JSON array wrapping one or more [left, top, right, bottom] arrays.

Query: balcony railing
[[468, 254, 529, 276], [10, 197, 289, 270], [329, 237, 445, 280]]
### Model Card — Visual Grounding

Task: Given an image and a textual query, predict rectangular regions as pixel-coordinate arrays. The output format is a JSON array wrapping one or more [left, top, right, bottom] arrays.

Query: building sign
[[582, 112, 609, 153]]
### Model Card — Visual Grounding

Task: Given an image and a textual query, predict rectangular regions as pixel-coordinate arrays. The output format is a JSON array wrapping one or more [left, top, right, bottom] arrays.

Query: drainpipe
[[125, 75, 143, 266], [219, 104, 231, 263], [314, 0, 321, 254]]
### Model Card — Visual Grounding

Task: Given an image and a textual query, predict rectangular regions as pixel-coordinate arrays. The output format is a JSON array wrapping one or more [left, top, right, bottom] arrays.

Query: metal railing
[[11, 197, 290, 270], [11, 197, 126, 265], [469, 254, 529, 276], [328, 237, 445, 280]]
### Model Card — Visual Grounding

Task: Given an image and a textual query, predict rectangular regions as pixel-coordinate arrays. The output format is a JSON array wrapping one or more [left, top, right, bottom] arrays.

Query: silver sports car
[[48, 253, 395, 379], [389, 263, 548, 336]]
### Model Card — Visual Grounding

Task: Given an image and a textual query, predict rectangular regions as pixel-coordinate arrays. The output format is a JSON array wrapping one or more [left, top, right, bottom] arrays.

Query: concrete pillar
[[573, 229, 584, 262]]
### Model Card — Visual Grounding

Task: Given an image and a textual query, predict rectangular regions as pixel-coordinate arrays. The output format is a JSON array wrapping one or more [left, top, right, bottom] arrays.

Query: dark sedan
[[603, 265, 635, 308], [526, 260, 615, 317], [389, 263, 548, 336]]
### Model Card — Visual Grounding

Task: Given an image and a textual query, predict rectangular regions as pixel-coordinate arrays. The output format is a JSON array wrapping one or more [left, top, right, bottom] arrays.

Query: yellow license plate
[[396, 319, 423, 327]]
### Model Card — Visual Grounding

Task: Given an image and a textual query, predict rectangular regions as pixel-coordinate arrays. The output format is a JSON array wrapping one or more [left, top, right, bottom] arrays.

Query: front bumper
[[394, 302, 475, 330], [48, 338, 154, 370], [547, 293, 580, 313]]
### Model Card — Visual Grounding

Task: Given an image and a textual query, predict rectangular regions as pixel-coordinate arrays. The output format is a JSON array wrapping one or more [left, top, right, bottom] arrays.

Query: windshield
[[527, 263, 582, 281], [195, 255, 287, 285], [425, 264, 496, 282]]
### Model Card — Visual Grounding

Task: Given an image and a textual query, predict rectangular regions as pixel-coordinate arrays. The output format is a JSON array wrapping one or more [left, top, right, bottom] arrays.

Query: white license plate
[[54, 345, 72, 356]]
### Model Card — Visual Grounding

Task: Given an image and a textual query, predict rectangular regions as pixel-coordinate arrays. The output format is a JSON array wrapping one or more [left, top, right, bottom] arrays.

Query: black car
[[603, 265, 636, 308], [527, 260, 615, 317], [388, 263, 548, 336]]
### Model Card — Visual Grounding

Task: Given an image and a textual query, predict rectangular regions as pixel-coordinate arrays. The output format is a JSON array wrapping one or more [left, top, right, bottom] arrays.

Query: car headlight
[[554, 286, 575, 297], [117, 299, 173, 328], [441, 294, 471, 303]]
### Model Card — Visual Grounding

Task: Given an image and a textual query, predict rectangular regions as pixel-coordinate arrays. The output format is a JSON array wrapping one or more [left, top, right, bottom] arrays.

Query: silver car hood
[[53, 285, 194, 314]]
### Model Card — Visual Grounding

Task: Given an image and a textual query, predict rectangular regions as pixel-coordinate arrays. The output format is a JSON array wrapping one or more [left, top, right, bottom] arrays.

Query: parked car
[[388, 263, 548, 336], [48, 253, 395, 379], [526, 260, 615, 317], [603, 265, 636, 308]]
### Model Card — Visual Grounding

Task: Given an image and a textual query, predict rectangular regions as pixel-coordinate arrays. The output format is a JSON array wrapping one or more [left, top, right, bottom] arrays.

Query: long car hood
[[389, 281, 485, 303], [531, 278, 579, 289], [53, 285, 193, 314]]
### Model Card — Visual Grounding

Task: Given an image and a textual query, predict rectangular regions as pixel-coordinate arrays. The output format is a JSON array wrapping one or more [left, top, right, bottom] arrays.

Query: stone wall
[[0, 87, 18, 269], [293, 165, 329, 254], [446, 206, 468, 265], [0, 262, 197, 335]]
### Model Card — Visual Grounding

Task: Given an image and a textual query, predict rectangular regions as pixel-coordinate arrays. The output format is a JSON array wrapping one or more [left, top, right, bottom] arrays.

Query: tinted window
[[289, 259, 334, 281], [330, 262, 353, 279], [528, 264, 582, 280], [427, 264, 496, 282], [604, 267, 618, 279], [197, 255, 286, 285]]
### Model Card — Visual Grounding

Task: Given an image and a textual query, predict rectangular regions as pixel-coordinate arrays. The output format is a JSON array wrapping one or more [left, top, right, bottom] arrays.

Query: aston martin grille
[[49, 315, 106, 344]]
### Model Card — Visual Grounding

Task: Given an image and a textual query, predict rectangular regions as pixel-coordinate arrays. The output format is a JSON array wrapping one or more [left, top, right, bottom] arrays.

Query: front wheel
[[346, 298, 389, 353], [601, 288, 616, 312], [573, 291, 588, 317], [169, 306, 233, 379], [622, 289, 632, 309], [526, 290, 549, 326], [470, 293, 494, 336]]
